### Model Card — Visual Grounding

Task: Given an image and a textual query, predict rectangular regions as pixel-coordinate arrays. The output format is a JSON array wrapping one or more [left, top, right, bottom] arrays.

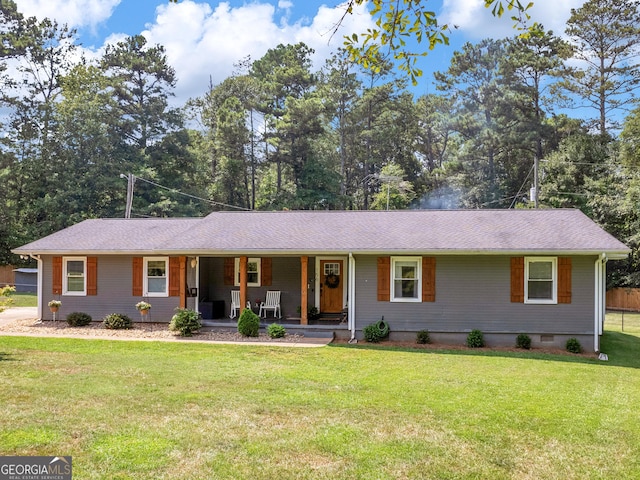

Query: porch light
[[190, 258, 197, 268]]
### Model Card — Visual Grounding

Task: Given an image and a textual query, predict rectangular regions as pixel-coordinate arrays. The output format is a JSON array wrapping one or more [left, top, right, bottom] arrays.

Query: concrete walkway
[[0, 306, 38, 326], [0, 307, 332, 347]]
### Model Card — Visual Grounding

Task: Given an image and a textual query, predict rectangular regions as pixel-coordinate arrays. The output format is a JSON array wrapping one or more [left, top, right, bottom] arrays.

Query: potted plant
[[48, 300, 61, 312], [135, 301, 151, 315]]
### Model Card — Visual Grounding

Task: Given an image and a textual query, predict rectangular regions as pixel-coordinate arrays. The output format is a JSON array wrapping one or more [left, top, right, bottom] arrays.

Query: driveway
[[0, 307, 39, 326]]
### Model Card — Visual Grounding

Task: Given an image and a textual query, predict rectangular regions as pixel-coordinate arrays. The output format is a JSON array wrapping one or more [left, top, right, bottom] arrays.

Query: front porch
[[191, 255, 353, 329]]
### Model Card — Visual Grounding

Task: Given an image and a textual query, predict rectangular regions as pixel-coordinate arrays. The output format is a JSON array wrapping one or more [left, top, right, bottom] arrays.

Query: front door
[[320, 260, 343, 313]]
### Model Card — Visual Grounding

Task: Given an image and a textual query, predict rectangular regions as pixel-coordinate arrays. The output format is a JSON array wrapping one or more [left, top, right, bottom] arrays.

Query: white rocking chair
[[230, 290, 251, 319], [259, 290, 281, 318], [230, 290, 240, 319]]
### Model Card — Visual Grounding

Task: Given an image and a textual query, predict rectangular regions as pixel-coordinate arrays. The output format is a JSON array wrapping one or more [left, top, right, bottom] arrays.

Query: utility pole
[[530, 156, 539, 209], [534, 156, 539, 209], [121, 173, 136, 218]]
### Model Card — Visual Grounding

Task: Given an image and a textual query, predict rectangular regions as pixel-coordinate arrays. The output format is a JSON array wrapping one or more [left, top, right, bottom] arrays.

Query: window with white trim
[[234, 258, 261, 287], [324, 262, 340, 276], [63, 257, 86, 295], [144, 257, 168, 297], [391, 257, 422, 302], [525, 257, 557, 304]]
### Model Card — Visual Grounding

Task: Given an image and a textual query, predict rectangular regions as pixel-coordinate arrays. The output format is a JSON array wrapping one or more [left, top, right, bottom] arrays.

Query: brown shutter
[[377, 257, 390, 302], [557, 257, 572, 304], [169, 257, 180, 297], [87, 257, 98, 296], [261, 257, 272, 286], [52, 256, 62, 295], [511, 257, 524, 303], [132, 257, 143, 296], [422, 257, 436, 302], [223, 258, 234, 285]]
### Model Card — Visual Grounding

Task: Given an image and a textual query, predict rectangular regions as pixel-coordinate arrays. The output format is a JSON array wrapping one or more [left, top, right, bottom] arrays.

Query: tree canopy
[[1, 0, 639, 287]]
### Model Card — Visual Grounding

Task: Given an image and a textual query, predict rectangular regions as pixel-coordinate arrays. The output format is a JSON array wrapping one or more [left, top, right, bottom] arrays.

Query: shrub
[[169, 308, 202, 337], [267, 323, 286, 339], [103, 313, 133, 330], [363, 318, 390, 343], [66, 312, 92, 327], [516, 333, 532, 349], [237, 308, 260, 337], [0, 285, 15, 313], [416, 330, 431, 344], [466, 329, 484, 348], [566, 338, 582, 354]]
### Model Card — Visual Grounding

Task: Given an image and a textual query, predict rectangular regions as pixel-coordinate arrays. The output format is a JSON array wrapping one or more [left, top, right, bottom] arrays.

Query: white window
[[63, 257, 86, 295], [144, 257, 168, 297], [235, 258, 261, 287], [324, 262, 340, 276], [525, 257, 557, 304], [391, 257, 422, 302]]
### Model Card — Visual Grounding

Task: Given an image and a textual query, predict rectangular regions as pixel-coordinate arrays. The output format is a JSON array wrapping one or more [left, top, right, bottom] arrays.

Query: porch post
[[179, 256, 187, 309], [301, 256, 308, 325], [239, 256, 248, 314]]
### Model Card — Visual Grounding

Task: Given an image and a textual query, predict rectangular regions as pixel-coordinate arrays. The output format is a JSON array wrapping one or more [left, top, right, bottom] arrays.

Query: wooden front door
[[320, 260, 343, 313]]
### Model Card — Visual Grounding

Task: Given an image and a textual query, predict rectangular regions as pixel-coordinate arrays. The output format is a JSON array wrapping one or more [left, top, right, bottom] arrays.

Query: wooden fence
[[0, 265, 16, 287], [606, 288, 640, 312], [0, 265, 15, 287]]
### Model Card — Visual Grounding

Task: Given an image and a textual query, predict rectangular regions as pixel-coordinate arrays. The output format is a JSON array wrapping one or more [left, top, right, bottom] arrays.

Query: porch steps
[[299, 330, 335, 340]]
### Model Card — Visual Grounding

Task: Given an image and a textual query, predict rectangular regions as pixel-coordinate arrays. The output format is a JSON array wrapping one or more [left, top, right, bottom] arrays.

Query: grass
[[0, 315, 639, 479], [8, 292, 37, 307]]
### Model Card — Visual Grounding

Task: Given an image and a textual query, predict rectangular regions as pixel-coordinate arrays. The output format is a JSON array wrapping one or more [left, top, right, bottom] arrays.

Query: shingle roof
[[13, 209, 630, 257]]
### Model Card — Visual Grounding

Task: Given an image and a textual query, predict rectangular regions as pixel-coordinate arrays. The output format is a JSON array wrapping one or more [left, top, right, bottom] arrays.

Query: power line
[[120, 174, 250, 216], [509, 162, 535, 209]]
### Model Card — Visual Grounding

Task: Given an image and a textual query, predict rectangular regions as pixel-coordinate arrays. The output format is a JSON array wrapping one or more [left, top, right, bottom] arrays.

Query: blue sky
[[13, 0, 583, 105]]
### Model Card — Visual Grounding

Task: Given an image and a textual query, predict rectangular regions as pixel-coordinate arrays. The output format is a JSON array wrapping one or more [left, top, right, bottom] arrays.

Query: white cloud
[[140, 1, 374, 104], [440, 0, 585, 40], [278, 0, 294, 9], [15, 0, 121, 29]]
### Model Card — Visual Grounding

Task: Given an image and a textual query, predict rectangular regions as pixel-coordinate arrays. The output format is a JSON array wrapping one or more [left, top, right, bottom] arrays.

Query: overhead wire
[[132, 175, 250, 211]]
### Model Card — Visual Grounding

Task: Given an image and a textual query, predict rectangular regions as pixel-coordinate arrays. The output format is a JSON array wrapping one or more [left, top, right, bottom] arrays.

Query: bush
[[416, 330, 431, 344], [237, 308, 260, 337], [66, 312, 92, 327], [466, 329, 484, 348], [516, 333, 531, 349], [363, 318, 390, 343], [103, 313, 133, 330], [267, 323, 286, 339], [169, 308, 201, 337], [0, 285, 15, 313], [566, 338, 582, 354]]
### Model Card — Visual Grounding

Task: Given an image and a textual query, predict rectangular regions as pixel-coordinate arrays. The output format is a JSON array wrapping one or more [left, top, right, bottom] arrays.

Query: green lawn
[[0, 316, 639, 479], [10, 292, 38, 307]]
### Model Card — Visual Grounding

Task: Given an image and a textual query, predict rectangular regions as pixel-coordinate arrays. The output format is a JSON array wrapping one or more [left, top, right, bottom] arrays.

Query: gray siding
[[41, 255, 180, 322], [354, 255, 596, 335], [199, 256, 316, 319]]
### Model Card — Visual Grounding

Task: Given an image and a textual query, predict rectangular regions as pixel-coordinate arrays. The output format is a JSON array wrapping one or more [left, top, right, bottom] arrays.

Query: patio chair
[[230, 290, 241, 319], [230, 291, 252, 319], [259, 290, 281, 318]]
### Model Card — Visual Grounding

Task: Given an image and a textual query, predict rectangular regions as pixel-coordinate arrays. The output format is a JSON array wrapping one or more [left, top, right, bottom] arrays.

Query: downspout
[[594, 253, 607, 353], [348, 252, 357, 343], [29, 254, 43, 320], [600, 253, 608, 337]]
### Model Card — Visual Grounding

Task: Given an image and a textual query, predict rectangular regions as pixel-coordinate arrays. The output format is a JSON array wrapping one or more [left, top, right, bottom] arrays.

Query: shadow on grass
[[0, 352, 18, 362], [599, 331, 640, 368], [329, 330, 640, 369]]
